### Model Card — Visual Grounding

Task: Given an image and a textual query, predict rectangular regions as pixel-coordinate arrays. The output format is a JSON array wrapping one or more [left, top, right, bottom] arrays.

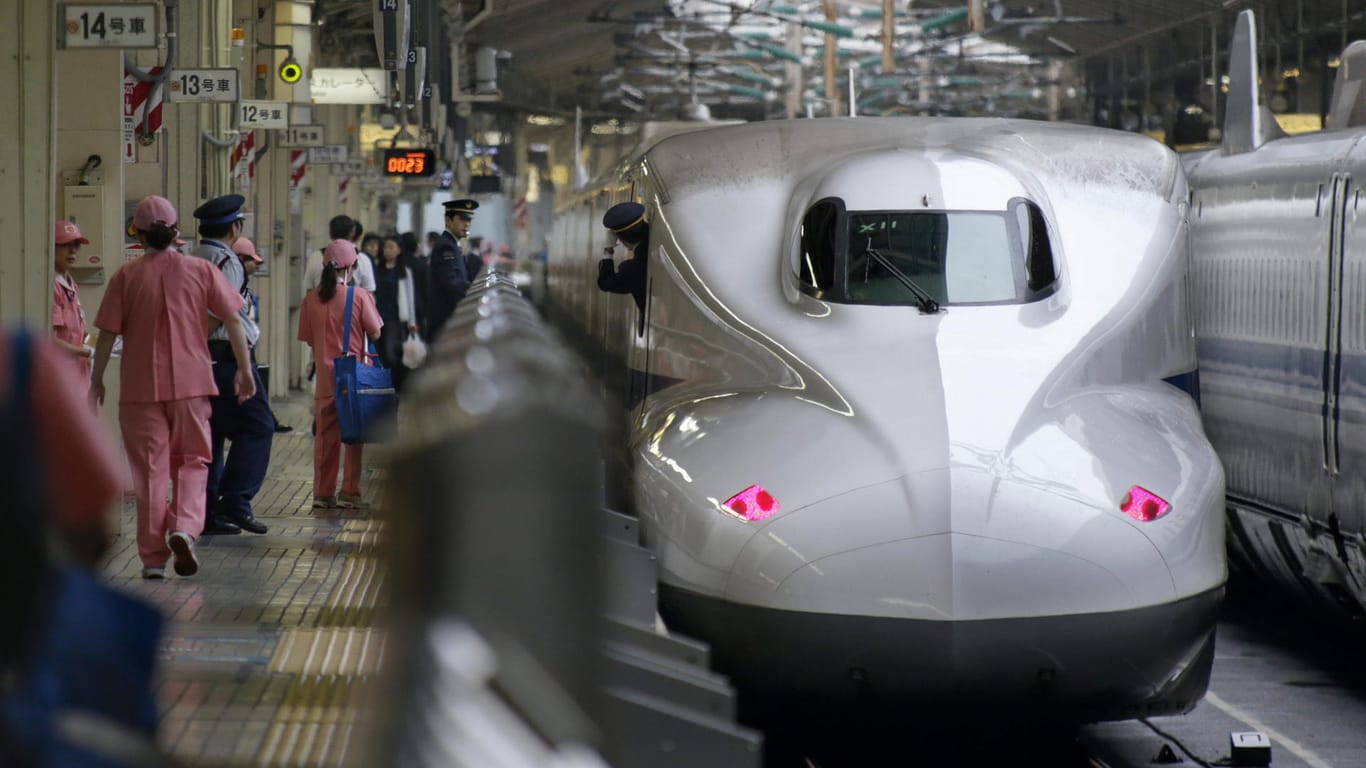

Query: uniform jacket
[[426, 230, 470, 340], [598, 240, 648, 312]]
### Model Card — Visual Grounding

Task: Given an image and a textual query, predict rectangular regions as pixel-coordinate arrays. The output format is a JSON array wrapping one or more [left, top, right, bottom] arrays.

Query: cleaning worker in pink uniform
[[297, 239, 382, 510], [90, 195, 255, 580]]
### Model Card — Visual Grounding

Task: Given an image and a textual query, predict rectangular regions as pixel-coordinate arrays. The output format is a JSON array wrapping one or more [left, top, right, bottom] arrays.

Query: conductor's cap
[[192, 194, 246, 226], [443, 198, 479, 219], [602, 202, 646, 234]]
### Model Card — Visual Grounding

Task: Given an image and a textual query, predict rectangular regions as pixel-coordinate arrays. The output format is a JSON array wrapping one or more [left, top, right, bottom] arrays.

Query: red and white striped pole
[[288, 150, 307, 214]]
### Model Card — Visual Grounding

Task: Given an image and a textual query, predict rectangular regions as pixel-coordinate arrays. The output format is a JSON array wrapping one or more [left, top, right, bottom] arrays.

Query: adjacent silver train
[[1184, 10, 1366, 617], [548, 116, 1226, 720]]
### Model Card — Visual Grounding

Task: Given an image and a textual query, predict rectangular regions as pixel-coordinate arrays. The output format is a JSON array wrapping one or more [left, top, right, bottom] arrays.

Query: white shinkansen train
[[548, 116, 1226, 720], [1184, 10, 1366, 617]]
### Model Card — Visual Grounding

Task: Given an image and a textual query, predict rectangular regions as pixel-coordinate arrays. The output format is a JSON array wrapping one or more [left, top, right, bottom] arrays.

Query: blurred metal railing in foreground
[[363, 263, 761, 767]]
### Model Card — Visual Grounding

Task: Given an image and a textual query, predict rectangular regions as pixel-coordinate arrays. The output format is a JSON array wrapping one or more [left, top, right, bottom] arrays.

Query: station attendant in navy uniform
[[598, 201, 649, 312], [425, 198, 479, 342], [190, 194, 272, 536]]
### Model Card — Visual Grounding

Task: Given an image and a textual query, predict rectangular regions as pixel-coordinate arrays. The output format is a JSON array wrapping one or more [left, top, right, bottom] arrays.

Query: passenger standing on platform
[[191, 195, 272, 536], [51, 220, 95, 383], [373, 235, 419, 392], [297, 240, 382, 510], [426, 198, 479, 342], [402, 231, 429, 338], [360, 232, 382, 273], [598, 202, 650, 312], [91, 195, 255, 579], [349, 219, 377, 292]]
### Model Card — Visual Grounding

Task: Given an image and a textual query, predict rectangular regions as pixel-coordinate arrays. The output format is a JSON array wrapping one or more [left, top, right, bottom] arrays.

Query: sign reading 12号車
[[239, 101, 289, 130]]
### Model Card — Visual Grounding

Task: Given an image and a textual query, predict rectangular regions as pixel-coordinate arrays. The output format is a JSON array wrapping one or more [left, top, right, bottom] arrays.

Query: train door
[[1190, 149, 1336, 522], [1327, 147, 1366, 596]]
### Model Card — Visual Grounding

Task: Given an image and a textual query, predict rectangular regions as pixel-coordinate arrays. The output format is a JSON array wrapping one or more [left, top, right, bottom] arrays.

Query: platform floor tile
[[100, 424, 388, 768]]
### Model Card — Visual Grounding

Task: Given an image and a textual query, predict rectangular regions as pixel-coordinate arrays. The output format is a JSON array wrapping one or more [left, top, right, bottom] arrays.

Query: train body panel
[[1184, 10, 1366, 615], [550, 116, 1225, 719]]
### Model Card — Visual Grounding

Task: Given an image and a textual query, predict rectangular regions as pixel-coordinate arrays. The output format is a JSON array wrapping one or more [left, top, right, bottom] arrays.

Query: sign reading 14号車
[[60, 4, 159, 49], [167, 69, 240, 103], [239, 101, 289, 130]]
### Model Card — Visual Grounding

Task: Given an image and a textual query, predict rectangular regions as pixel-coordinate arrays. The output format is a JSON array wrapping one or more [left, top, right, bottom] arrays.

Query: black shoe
[[274, 422, 294, 433], [202, 514, 243, 536], [228, 513, 269, 535]]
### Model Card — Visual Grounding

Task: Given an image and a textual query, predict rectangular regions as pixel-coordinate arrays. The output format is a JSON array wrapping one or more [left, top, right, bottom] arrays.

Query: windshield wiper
[[862, 247, 941, 314]]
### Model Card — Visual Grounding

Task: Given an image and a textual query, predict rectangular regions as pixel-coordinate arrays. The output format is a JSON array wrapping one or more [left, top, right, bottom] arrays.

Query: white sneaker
[[141, 566, 165, 580], [167, 531, 199, 577]]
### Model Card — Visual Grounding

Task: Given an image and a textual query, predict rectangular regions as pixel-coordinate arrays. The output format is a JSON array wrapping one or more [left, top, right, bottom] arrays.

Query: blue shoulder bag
[[333, 286, 397, 444]]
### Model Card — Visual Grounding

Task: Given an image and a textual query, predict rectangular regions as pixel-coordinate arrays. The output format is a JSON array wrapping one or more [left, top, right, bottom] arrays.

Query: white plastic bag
[[401, 335, 428, 368]]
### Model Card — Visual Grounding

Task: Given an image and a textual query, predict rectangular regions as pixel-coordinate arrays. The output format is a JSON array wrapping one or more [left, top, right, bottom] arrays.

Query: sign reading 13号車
[[60, 4, 159, 48], [239, 101, 289, 130], [167, 69, 240, 103]]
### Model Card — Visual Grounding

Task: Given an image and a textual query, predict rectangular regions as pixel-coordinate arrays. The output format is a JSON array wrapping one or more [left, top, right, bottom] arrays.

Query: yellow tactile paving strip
[[268, 627, 386, 677], [315, 553, 385, 627], [258, 628, 385, 767], [256, 675, 370, 768]]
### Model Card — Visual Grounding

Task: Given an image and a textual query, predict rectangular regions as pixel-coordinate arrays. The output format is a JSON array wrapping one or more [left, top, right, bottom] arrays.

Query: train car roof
[[640, 117, 1182, 207]]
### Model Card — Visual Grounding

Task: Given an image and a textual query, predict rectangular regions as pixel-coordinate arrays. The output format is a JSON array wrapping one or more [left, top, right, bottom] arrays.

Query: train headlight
[[1120, 486, 1170, 522], [722, 485, 780, 522]]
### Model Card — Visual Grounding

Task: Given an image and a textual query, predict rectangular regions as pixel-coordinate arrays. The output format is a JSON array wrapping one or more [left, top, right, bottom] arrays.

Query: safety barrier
[[364, 264, 761, 767]]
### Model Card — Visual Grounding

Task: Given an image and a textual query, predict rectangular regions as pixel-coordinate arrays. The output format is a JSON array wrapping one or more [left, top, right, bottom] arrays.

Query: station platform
[[98, 395, 384, 767]]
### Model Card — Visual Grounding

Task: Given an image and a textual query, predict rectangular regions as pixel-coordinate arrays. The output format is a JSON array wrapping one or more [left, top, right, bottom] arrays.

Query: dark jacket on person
[[598, 240, 647, 312], [426, 231, 469, 341]]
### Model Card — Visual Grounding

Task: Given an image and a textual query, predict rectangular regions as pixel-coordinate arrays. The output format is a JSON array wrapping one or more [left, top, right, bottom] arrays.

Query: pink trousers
[[314, 397, 363, 498], [119, 397, 211, 567]]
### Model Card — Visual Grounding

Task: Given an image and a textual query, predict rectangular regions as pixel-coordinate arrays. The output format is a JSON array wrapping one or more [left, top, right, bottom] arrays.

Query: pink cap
[[233, 237, 263, 262], [324, 239, 358, 269], [133, 195, 177, 230], [55, 220, 90, 245]]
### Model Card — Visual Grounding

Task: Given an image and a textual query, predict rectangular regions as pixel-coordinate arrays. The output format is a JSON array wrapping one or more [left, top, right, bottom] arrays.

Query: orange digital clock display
[[382, 149, 436, 177]]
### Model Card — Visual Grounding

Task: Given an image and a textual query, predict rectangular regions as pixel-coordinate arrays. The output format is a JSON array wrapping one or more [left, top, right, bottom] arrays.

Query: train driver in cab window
[[598, 202, 649, 313]]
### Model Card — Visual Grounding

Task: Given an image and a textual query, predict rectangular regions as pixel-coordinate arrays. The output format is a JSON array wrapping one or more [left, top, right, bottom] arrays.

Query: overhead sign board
[[309, 68, 389, 105], [279, 124, 325, 147], [60, 3, 159, 49], [167, 68, 239, 103], [239, 101, 288, 130], [308, 145, 350, 164]]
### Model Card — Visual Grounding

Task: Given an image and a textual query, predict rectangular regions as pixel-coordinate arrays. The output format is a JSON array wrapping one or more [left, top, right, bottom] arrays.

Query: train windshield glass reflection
[[846, 211, 1015, 305], [799, 200, 1057, 306]]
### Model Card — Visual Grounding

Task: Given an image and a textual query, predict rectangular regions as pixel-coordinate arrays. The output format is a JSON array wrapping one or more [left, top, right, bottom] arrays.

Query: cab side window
[[799, 200, 840, 296], [1015, 199, 1058, 295]]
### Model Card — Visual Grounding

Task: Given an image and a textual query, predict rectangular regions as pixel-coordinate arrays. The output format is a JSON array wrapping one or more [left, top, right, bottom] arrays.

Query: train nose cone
[[723, 472, 1176, 620]]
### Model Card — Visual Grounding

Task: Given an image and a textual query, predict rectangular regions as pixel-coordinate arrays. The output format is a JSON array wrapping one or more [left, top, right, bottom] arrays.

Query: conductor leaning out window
[[598, 202, 649, 313]]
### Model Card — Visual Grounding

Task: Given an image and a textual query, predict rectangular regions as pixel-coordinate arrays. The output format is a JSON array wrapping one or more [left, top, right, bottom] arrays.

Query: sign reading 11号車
[[167, 69, 240, 103], [239, 101, 289, 130], [60, 4, 159, 48]]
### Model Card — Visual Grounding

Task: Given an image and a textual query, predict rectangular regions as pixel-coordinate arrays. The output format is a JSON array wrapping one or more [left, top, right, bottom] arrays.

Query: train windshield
[[847, 211, 1017, 305], [799, 200, 1057, 306]]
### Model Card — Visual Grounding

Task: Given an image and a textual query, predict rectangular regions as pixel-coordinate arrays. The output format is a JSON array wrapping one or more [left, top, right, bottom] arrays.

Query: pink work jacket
[[94, 248, 245, 404], [52, 273, 90, 379], [297, 284, 383, 400]]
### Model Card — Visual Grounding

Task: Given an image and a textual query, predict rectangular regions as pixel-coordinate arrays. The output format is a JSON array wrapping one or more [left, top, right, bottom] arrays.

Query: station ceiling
[[317, 0, 1366, 120]]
